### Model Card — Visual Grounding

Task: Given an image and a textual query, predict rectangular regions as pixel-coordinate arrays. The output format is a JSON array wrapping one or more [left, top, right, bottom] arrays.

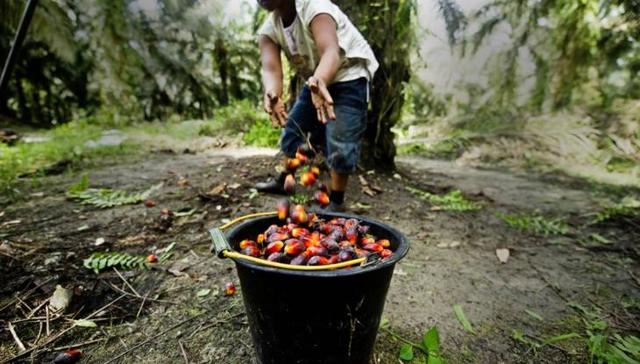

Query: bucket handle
[[209, 211, 367, 271]]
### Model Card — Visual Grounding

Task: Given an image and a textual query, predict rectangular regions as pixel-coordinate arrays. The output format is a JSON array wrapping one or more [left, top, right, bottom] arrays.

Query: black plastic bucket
[[223, 212, 409, 364]]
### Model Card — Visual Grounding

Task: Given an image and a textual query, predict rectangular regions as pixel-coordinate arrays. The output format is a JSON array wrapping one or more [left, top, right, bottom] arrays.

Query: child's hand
[[264, 91, 288, 128], [307, 77, 336, 124]]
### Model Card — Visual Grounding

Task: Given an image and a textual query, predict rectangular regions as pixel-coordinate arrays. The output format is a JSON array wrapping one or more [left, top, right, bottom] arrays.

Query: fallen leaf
[[453, 304, 475, 334], [449, 241, 461, 248], [94, 237, 105, 246], [72, 319, 97, 328], [76, 225, 90, 232], [228, 183, 241, 190], [362, 186, 376, 197], [207, 183, 227, 196], [197, 289, 211, 297], [177, 177, 190, 187], [358, 175, 369, 186], [49, 285, 72, 313], [0, 219, 21, 229], [496, 248, 510, 263], [31, 192, 45, 198]]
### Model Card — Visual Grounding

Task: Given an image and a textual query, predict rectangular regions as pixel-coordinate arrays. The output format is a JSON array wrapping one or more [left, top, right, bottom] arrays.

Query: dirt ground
[[0, 143, 638, 364]]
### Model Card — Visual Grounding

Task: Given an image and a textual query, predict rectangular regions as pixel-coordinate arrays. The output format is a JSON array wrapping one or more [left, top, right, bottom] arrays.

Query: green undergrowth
[[0, 120, 134, 199], [496, 212, 569, 236], [407, 186, 483, 212]]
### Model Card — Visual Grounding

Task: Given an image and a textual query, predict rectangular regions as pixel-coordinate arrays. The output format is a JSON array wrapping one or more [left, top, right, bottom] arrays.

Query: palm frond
[[436, 0, 467, 45]]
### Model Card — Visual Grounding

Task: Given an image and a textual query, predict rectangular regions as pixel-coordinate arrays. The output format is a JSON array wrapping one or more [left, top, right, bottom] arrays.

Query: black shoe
[[317, 201, 346, 214], [255, 176, 288, 195]]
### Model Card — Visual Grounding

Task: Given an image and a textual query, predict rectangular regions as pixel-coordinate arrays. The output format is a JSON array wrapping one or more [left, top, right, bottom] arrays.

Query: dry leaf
[[207, 183, 227, 195], [177, 178, 190, 187], [49, 285, 72, 313], [496, 248, 510, 263]]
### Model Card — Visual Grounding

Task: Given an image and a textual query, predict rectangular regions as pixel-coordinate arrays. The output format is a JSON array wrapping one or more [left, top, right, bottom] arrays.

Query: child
[[254, 0, 378, 212]]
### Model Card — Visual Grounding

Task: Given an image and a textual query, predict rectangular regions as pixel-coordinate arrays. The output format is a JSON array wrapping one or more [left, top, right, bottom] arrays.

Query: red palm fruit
[[355, 247, 370, 258], [339, 240, 354, 249], [291, 227, 309, 238], [338, 249, 355, 262], [377, 239, 391, 248], [291, 208, 308, 225], [265, 224, 279, 237], [266, 241, 284, 255], [284, 240, 306, 256], [239, 239, 257, 249], [284, 174, 296, 193], [145, 199, 156, 208], [321, 239, 340, 253], [290, 252, 309, 265], [328, 254, 340, 264], [310, 166, 320, 176], [267, 252, 287, 262], [53, 349, 82, 364], [300, 172, 317, 187], [224, 282, 236, 296], [241, 246, 260, 257], [146, 254, 158, 263], [314, 190, 330, 206], [277, 199, 290, 220], [257, 234, 265, 244], [360, 236, 376, 246], [345, 218, 359, 229], [346, 226, 358, 243], [363, 243, 384, 253], [380, 249, 393, 258], [302, 231, 322, 247], [358, 225, 370, 234], [286, 158, 301, 170], [307, 245, 329, 257], [267, 232, 289, 243], [308, 256, 330, 266]]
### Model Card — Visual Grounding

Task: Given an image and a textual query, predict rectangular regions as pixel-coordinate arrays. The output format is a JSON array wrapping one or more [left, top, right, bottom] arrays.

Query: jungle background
[[0, 0, 639, 363]]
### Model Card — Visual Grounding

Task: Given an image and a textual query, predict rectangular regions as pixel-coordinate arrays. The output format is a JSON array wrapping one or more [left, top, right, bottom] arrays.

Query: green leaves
[[496, 212, 569, 236], [67, 177, 162, 209], [407, 187, 482, 212], [399, 343, 414, 361], [83, 252, 148, 274], [524, 309, 544, 322], [453, 305, 474, 334], [423, 327, 443, 364]]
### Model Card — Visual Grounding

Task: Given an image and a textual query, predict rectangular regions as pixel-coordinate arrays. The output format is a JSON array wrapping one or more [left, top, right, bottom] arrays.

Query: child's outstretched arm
[[308, 14, 340, 124], [259, 35, 288, 127]]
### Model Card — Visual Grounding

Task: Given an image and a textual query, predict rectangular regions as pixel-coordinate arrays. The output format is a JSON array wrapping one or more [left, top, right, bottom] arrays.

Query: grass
[[407, 186, 483, 211], [593, 197, 639, 224], [0, 120, 135, 199], [496, 212, 569, 236]]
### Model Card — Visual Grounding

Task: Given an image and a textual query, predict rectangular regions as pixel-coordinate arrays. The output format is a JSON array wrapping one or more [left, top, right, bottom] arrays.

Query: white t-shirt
[[258, 0, 379, 83]]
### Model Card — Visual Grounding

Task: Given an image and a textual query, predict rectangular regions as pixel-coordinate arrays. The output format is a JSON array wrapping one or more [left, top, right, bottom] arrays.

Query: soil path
[[0, 147, 637, 363]]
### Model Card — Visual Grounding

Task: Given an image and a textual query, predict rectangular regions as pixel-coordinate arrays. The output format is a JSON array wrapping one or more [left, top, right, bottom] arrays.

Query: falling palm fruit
[[284, 174, 296, 193], [310, 166, 320, 176], [291, 205, 308, 225], [145, 199, 156, 208], [300, 172, 317, 187], [286, 158, 301, 170], [314, 190, 330, 206], [257, 234, 265, 244], [146, 254, 158, 263], [277, 199, 290, 220], [297, 144, 316, 159], [224, 282, 236, 296]]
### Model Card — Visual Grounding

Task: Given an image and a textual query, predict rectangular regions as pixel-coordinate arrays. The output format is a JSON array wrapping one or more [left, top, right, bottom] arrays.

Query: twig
[[26, 299, 49, 319], [113, 267, 141, 297], [105, 282, 178, 305], [53, 338, 107, 351], [33, 322, 43, 346], [179, 340, 189, 364], [45, 305, 50, 336], [7, 322, 26, 351], [100, 313, 206, 364], [135, 292, 149, 319]]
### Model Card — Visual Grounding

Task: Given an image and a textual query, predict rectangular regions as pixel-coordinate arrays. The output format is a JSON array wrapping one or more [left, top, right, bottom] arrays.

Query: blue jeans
[[280, 77, 368, 174]]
